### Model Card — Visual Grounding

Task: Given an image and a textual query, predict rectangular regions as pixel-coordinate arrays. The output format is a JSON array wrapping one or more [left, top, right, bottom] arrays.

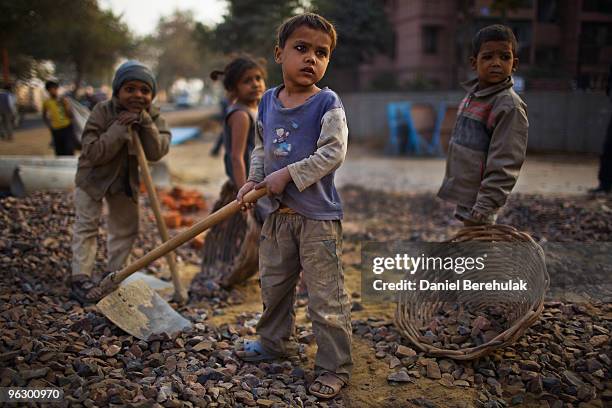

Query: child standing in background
[[438, 25, 529, 225], [0, 83, 17, 140], [71, 61, 171, 303], [209, 95, 230, 157], [198, 56, 268, 287], [236, 13, 352, 399], [214, 57, 267, 191], [43, 80, 76, 156]]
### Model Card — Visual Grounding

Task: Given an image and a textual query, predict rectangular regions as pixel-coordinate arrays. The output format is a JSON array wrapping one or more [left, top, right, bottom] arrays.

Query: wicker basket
[[394, 224, 549, 360]]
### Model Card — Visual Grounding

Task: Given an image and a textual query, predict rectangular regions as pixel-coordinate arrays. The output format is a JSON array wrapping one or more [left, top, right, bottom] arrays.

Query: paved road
[[336, 147, 600, 195], [1, 114, 600, 198], [166, 142, 600, 201], [0, 106, 217, 156]]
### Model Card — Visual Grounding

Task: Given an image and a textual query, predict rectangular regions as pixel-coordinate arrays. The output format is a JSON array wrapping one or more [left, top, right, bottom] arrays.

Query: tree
[[143, 11, 204, 94], [51, 1, 132, 91], [214, 0, 302, 56], [193, 21, 226, 82], [312, 0, 393, 67], [0, 0, 131, 90], [311, 0, 393, 90], [213, 0, 303, 83], [0, 1, 64, 82], [491, 0, 531, 24]]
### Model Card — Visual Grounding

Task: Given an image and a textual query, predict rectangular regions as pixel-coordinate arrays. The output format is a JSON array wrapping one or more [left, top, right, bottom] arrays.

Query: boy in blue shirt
[[236, 13, 351, 399]]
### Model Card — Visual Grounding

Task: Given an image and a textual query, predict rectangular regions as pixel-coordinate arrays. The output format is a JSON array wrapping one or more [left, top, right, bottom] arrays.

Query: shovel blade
[[122, 271, 174, 299], [97, 280, 191, 341]]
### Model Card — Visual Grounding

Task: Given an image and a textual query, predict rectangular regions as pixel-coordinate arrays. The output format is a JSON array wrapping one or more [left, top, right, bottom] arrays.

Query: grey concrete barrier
[[341, 91, 611, 154]]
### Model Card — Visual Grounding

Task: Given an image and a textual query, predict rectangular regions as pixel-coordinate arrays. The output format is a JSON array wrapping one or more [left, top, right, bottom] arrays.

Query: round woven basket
[[394, 224, 549, 360]]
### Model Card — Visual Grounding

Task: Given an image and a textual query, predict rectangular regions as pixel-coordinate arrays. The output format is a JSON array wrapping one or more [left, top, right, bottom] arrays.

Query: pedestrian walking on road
[[0, 83, 17, 141], [43, 80, 77, 155]]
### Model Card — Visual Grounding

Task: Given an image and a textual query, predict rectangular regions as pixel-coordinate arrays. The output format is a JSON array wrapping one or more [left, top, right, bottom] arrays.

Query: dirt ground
[[164, 139, 602, 203], [1, 112, 608, 407], [0, 108, 217, 156], [204, 254, 487, 408], [136, 132, 607, 406]]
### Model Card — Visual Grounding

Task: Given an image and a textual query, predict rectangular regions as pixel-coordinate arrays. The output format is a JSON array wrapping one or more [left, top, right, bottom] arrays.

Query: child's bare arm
[[80, 105, 131, 166], [228, 110, 250, 188], [472, 105, 528, 217], [137, 110, 171, 162], [287, 107, 348, 192]]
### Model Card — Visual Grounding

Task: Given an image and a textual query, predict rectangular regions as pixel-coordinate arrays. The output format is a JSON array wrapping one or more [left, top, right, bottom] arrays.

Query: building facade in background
[[358, 0, 612, 91]]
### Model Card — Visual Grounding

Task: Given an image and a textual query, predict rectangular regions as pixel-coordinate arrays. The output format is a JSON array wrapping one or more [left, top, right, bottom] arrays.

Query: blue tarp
[[170, 127, 202, 145]]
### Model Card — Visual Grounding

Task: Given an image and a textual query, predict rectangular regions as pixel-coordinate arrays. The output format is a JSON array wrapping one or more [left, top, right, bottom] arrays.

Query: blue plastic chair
[[387, 101, 447, 156]]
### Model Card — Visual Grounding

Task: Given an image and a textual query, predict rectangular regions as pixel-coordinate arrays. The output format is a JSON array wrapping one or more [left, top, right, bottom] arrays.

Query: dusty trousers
[[256, 211, 353, 382], [72, 187, 138, 278]]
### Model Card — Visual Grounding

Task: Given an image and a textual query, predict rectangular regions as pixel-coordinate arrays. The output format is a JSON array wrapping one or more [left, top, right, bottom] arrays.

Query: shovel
[[130, 127, 188, 305], [96, 187, 267, 340]]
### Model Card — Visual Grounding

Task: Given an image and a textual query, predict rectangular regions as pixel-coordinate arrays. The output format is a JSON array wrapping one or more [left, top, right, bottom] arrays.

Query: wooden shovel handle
[[100, 187, 267, 292], [131, 128, 188, 303]]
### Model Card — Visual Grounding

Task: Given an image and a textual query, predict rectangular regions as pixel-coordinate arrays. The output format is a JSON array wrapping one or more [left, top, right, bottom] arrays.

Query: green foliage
[[0, 1, 62, 80], [193, 22, 228, 79], [312, 0, 394, 67], [133, 11, 225, 94], [491, 0, 531, 21], [214, 0, 301, 56], [308, 0, 394, 91], [212, 0, 303, 84], [0, 1, 56, 54], [144, 11, 203, 91], [56, 1, 132, 88], [210, 0, 393, 88], [0, 0, 131, 88]]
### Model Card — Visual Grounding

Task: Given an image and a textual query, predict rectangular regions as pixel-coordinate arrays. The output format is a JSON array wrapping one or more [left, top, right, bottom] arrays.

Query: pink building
[[358, 0, 612, 90]]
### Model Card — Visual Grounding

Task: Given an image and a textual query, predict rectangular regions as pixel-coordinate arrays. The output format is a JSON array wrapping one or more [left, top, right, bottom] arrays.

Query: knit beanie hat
[[112, 60, 157, 98]]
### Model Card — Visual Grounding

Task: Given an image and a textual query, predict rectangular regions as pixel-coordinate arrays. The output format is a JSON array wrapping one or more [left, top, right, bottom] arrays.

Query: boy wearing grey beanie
[[71, 60, 171, 303]]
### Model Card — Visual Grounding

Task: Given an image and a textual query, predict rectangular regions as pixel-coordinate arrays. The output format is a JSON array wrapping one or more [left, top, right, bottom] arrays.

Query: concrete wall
[[341, 91, 611, 154]]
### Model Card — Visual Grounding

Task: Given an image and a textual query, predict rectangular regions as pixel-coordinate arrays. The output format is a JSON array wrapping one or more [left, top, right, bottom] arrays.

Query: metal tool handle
[[131, 128, 188, 304], [100, 187, 267, 294]]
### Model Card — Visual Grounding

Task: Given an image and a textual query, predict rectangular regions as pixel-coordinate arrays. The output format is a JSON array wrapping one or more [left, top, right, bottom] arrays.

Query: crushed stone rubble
[[0, 187, 610, 407]]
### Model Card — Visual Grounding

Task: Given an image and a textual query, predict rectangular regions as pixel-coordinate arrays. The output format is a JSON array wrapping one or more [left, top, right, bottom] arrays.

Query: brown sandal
[[309, 372, 346, 399], [71, 277, 105, 304]]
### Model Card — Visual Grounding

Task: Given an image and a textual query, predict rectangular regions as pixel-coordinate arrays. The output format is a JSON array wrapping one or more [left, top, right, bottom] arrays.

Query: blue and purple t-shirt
[[248, 86, 349, 220]]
